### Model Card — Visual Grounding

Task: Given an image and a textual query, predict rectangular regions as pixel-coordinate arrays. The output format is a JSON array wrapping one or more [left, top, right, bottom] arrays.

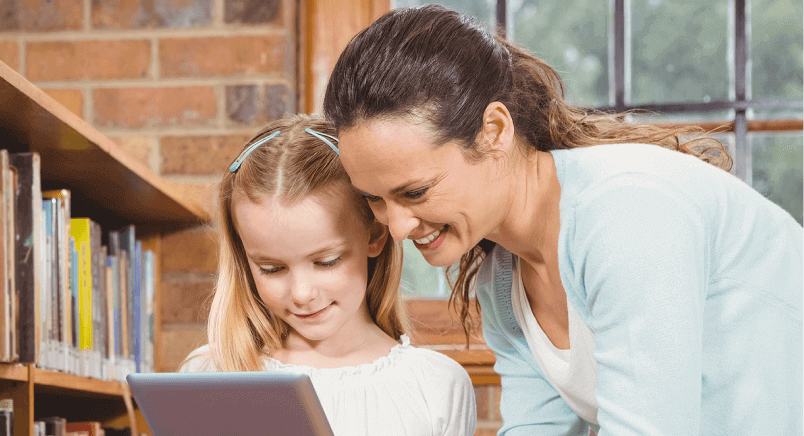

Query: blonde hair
[[186, 114, 406, 371]]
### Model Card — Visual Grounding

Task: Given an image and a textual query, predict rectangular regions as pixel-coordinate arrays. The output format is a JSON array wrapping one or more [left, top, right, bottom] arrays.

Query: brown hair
[[194, 114, 406, 371], [323, 5, 731, 343]]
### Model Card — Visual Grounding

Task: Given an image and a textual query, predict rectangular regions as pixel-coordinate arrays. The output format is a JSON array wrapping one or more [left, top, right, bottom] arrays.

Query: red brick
[[92, 0, 213, 30], [161, 226, 218, 273], [224, 0, 281, 25], [12, 0, 82, 31], [109, 136, 154, 170], [160, 134, 251, 175], [43, 88, 83, 118], [226, 85, 259, 124], [93, 87, 217, 129], [161, 274, 215, 323], [264, 83, 292, 121], [0, 41, 18, 72], [160, 35, 286, 78], [27, 40, 150, 81]]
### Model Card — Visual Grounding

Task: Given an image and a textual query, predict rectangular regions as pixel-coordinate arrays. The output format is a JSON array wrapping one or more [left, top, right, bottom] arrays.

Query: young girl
[[179, 114, 476, 436]]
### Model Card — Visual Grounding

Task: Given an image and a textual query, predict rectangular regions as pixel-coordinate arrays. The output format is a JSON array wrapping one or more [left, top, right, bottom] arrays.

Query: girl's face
[[338, 118, 506, 268], [232, 188, 379, 345]]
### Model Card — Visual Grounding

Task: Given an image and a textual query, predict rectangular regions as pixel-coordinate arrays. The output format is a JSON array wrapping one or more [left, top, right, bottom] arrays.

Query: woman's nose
[[385, 202, 420, 242]]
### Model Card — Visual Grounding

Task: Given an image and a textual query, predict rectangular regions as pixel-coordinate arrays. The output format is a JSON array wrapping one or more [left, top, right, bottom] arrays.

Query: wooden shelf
[[0, 363, 28, 382], [0, 58, 204, 435], [0, 60, 210, 235], [31, 368, 123, 398]]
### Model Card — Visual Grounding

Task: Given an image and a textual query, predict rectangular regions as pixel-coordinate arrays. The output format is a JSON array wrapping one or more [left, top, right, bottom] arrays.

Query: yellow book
[[71, 218, 93, 350]]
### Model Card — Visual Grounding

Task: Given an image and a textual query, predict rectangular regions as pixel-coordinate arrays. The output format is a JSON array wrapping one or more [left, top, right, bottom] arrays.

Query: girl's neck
[[274, 308, 399, 369]]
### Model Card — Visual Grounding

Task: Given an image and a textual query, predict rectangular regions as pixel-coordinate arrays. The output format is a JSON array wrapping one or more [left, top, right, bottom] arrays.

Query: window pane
[[393, 0, 495, 27], [751, 0, 803, 101], [400, 240, 450, 298], [751, 133, 803, 225], [631, 0, 729, 105], [510, 0, 609, 106]]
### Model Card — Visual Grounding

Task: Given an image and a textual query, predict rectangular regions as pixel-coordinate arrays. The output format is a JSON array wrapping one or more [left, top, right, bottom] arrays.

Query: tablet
[[126, 371, 335, 436]]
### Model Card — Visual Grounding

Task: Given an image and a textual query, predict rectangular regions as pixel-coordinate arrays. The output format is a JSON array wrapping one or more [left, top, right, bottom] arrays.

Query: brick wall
[[0, 0, 297, 370]]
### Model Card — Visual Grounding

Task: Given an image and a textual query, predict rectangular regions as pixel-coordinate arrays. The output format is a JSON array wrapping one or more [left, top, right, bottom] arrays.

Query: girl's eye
[[317, 257, 341, 268], [259, 266, 282, 275], [404, 187, 427, 199]]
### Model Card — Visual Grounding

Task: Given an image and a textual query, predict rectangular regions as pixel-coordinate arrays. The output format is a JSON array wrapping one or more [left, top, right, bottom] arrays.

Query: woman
[[322, 5, 803, 436]]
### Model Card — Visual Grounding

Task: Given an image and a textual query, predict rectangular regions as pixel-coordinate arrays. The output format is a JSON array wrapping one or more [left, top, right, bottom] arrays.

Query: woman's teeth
[[414, 225, 446, 245]]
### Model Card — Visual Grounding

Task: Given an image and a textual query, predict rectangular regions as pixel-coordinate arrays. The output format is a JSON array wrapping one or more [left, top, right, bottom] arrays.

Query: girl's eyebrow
[[306, 242, 348, 258], [248, 242, 348, 262]]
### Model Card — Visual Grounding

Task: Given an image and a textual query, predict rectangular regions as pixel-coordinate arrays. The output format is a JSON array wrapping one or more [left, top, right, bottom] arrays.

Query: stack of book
[[0, 150, 156, 381]]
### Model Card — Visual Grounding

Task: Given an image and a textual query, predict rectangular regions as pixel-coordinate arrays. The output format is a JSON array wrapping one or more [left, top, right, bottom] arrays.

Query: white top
[[180, 335, 476, 436], [510, 257, 599, 424]]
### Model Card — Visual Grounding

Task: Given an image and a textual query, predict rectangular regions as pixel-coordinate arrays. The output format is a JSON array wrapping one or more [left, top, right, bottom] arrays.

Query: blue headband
[[228, 128, 339, 172], [304, 128, 339, 155]]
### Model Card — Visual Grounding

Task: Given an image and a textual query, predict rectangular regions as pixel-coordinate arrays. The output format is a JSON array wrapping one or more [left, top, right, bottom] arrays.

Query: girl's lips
[[295, 303, 332, 320]]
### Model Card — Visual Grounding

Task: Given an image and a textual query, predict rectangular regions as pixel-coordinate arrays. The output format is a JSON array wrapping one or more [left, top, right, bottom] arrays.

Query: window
[[393, 0, 803, 298]]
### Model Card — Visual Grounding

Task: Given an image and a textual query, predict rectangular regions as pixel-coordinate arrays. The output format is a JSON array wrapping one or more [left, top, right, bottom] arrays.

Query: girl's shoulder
[[178, 344, 217, 372], [270, 335, 470, 384]]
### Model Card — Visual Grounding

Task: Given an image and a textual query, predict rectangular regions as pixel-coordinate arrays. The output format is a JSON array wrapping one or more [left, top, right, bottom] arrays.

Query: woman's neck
[[488, 149, 562, 267]]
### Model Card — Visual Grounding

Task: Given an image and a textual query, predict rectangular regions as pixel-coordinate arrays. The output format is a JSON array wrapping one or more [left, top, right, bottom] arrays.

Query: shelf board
[[0, 60, 210, 233], [0, 362, 29, 382], [32, 368, 123, 398]]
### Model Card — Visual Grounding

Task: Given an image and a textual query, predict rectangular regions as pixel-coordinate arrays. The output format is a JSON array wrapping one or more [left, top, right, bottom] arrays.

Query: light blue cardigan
[[476, 143, 803, 436]]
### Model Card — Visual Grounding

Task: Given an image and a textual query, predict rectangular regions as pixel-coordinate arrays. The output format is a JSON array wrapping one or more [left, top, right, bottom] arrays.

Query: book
[[0, 399, 12, 436], [3, 164, 16, 363], [0, 151, 9, 363], [69, 235, 78, 373], [42, 416, 66, 436], [119, 225, 135, 373], [33, 421, 46, 436], [42, 189, 72, 373], [9, 152, 43, 364], [71, 219, 93, 352], [66, 421, 104, 436], [41, 198, 54, 369]]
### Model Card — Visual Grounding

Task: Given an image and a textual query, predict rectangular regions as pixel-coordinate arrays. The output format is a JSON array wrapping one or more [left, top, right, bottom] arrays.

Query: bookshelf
[[0, 59, 209, 436]]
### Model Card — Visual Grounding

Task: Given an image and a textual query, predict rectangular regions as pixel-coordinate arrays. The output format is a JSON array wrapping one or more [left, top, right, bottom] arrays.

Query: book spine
[[70, 219, 92, 351], [10, 152, 42, 363]]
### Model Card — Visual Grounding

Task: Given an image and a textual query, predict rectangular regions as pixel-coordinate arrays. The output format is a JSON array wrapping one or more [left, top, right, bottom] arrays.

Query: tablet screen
[[127, 371, 335, 436]]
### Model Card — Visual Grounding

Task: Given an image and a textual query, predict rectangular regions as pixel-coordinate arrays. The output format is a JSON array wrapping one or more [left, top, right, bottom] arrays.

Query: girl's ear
[[367, 221, 389, 258]]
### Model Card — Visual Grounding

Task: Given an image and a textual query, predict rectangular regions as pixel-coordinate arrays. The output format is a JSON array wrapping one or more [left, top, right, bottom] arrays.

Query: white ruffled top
[[180, 335, 476, 436]]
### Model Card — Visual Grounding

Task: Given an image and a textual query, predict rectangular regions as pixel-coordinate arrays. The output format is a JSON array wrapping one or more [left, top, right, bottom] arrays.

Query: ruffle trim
[[265, 335, 412, 382]]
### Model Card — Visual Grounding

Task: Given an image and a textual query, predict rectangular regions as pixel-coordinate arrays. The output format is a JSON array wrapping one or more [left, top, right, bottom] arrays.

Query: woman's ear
[[478, 101, 515, 154], [367, 221, 389, 258]]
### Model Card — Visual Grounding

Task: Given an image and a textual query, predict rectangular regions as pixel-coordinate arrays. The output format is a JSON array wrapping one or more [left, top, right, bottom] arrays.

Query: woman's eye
[[405, 187, 427, 199], [361, 193, 381, 203], [317, 257, 341, 268], [259, 266, 282, 275]]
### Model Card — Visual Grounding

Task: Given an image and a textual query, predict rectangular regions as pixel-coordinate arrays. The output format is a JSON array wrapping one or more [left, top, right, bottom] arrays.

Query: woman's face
[[338, 118, 506, 267]]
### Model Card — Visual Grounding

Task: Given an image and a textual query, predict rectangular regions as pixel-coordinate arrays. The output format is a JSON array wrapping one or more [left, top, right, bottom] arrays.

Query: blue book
[[132, 240, 142, 372]]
